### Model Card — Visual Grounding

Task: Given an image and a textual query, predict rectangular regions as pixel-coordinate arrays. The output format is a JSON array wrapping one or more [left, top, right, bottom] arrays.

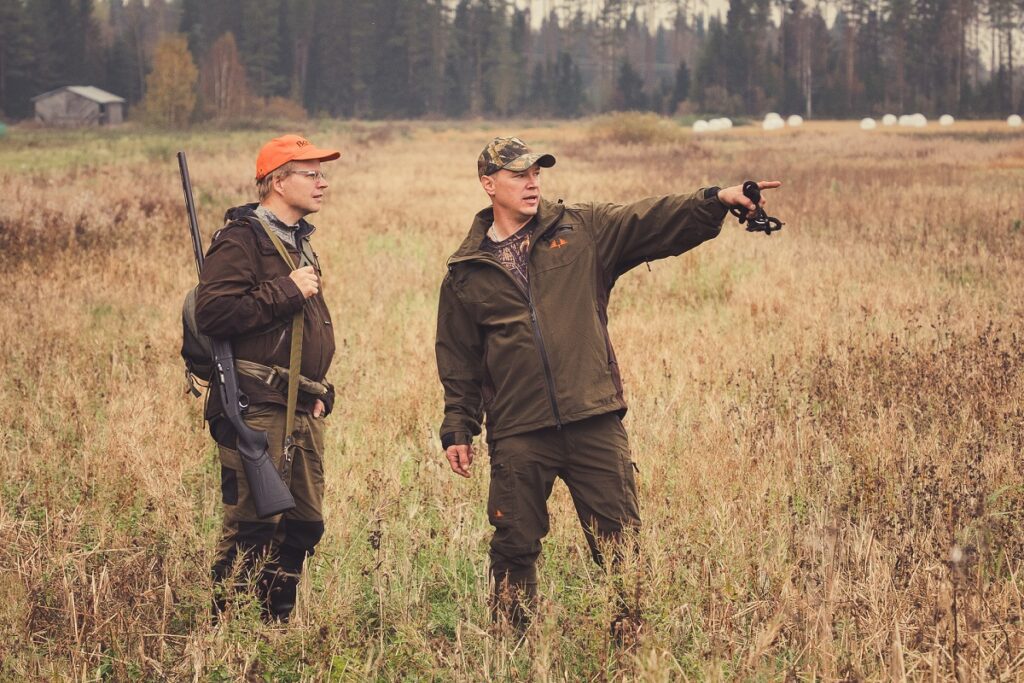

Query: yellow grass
[[1, 118, 1022, 680]]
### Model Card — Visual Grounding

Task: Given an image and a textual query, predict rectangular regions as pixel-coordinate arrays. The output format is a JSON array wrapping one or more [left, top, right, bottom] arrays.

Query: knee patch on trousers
[[220, 466, 238, 505], [278, 519, 325, 572], [234, 521, 278, 548], [283, 519, 325, 551]]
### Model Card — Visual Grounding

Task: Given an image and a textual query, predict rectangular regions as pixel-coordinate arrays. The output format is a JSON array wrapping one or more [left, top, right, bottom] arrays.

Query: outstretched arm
[[591, 189, 727, 282]]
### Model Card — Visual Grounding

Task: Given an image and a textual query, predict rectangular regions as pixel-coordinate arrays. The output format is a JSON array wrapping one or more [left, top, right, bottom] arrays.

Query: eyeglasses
[[290, 169, 328, 182]]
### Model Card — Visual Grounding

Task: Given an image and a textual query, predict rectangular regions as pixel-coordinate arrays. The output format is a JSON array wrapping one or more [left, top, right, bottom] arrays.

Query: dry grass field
[[1, 117, 1022, 681]]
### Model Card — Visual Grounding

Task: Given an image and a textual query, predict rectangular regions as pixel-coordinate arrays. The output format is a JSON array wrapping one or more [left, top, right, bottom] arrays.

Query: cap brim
[[293, 146, 341, 162], [502, 152, 556, 172]]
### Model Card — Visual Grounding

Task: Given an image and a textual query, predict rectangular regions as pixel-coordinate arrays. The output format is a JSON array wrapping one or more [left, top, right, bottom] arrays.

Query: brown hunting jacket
[[196, 203, 336, 424], [436, 191, 727, 448]]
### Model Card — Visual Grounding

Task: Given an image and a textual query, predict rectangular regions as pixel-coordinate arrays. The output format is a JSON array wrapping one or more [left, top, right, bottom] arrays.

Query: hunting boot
[[609, 573, 644, 649], [210, 562, 248, 624], [258, 568, 301, 623], [490, 567, 538, 632]]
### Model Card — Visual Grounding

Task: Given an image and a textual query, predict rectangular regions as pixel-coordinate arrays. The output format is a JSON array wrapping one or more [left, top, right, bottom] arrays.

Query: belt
[[235, 359, 328, 398]]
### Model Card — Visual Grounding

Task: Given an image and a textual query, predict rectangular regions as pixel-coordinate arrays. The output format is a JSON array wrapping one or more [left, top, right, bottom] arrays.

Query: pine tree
[[0, 0, 35, 117], [553, 52, 585, 117], [239, 0, 286, 98], [614, 58, 647, 110], [180, 0, 204, 59], [444, 0, 473, 117], [671, 59, 691, 113]]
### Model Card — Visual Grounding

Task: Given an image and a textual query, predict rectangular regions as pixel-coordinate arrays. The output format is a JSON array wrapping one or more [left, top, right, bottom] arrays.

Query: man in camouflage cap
[[435, 135, 781, 636]]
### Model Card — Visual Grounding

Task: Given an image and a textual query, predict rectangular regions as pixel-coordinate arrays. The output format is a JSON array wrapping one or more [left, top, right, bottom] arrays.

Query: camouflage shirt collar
[[450, 198, 565, 262]]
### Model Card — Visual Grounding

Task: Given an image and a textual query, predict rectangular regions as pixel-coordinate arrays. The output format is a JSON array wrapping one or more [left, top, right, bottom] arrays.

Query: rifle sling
[[253, 216, 310, 462]]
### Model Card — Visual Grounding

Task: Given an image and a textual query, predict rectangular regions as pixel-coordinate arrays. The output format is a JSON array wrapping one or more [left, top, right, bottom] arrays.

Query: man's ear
[[271, 173, 286, 197], [480, 174, 496, 198]]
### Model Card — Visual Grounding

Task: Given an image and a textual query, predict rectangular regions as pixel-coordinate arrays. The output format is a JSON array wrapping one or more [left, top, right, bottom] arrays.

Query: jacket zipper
[[451, 255, 563, 429], [526, 288, 562, 429]]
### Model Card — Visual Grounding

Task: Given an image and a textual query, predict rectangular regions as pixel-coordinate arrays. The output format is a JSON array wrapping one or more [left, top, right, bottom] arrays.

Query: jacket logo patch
[[549, 238, 568, 249]]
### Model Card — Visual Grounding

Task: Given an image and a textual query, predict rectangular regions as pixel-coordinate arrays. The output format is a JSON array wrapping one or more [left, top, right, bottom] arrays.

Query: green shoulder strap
[[253, 217, 305, 464]]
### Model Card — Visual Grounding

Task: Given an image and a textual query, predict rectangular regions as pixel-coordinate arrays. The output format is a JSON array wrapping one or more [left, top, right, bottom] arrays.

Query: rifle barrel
[[176, 150, 296, 519], [177, 151, 204, 277]]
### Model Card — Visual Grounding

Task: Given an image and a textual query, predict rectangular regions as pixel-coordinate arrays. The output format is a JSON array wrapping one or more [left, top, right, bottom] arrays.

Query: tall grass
[[1, 119, 1022, 680]]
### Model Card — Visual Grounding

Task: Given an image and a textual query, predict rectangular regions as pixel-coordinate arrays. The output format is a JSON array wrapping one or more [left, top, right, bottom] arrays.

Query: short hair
[[256, 161, 296, 201]]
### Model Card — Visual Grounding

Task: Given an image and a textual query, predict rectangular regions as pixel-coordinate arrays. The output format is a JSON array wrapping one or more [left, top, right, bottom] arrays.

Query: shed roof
[[32, 85, 126, 104]]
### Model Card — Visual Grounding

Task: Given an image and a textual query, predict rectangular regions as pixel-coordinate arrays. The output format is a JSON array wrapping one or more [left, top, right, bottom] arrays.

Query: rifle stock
[[177, 151, 296, 519]]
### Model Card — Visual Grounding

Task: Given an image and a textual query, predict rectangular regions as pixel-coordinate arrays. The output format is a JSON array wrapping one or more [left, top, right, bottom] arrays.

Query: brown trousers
[[212, 404, 326, 587], [487, 412, 641, 590]]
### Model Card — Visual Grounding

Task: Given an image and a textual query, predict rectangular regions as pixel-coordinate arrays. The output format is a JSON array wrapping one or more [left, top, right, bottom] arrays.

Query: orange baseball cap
[[255, 134, 341, 180]]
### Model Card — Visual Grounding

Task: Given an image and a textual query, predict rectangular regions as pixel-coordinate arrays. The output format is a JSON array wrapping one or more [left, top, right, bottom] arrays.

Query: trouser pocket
[[488, 459, 517, 528]]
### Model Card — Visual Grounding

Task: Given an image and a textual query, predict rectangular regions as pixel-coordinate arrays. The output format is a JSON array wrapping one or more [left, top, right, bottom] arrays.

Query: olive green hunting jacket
[[436, 191, 728, 448]]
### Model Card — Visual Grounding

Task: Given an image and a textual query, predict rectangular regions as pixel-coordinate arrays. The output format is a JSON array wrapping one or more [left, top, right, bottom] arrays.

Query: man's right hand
[[290, 265, 319, 299], [446, 444, 474, 478]]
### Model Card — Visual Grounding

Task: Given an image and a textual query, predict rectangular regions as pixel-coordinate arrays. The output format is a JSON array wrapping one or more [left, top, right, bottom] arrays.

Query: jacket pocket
[[532, 229, 585, 273], [453, 270, 497, 304]]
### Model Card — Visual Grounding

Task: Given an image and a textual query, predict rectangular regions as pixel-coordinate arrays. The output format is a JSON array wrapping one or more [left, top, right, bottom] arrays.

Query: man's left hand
[[313, 399, 325, 418], [717, 180, 782, 218]]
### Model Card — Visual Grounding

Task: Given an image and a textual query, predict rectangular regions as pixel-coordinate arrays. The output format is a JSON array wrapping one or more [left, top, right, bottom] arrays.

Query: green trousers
[[212, 404, 326, 618], [487, 412, 641, 588]]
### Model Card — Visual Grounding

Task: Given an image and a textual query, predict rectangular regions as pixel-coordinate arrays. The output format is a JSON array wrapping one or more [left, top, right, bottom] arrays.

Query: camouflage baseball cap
[[477, 136, 556, 177]]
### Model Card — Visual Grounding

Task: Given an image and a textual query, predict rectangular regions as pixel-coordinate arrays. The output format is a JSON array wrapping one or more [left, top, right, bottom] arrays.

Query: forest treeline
[[0, 0, 1020, 122]]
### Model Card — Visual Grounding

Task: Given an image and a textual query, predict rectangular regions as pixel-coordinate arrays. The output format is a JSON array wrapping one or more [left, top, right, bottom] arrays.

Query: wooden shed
[[31, 86, 126, 126]]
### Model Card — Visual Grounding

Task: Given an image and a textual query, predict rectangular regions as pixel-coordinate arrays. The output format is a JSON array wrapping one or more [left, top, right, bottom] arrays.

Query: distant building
[[31, 86, 126, 126]]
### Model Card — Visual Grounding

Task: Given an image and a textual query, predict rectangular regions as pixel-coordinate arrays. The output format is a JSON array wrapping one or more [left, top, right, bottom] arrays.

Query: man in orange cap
[[196, 134, 340, 622]]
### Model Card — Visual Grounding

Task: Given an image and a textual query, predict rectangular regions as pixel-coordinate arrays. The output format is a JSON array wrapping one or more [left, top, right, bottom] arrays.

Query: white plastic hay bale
[[859, 117, 877, 130], [764, 112, 783, 124], [762, 118, 785, 131], [882, 114, 897, 126], [720, 117, 734, 129], [912, 113, 927, 127], [1009, 115, 1023, 128], [707, 118, 725, 131], [692, 119, 709, 133], [939, 114, 954, 126], [898, 114, 913, 127], [787, 114, 803, 127]]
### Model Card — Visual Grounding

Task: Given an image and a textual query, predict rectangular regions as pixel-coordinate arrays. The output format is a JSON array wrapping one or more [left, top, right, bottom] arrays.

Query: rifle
[[730, 181, 784, 235], [177, 151, 296, 519]]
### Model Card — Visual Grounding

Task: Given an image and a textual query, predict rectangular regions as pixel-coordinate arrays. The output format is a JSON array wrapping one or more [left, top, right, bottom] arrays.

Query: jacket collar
[[449, 197, 565, 264], [224, 202, 316, 246]]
